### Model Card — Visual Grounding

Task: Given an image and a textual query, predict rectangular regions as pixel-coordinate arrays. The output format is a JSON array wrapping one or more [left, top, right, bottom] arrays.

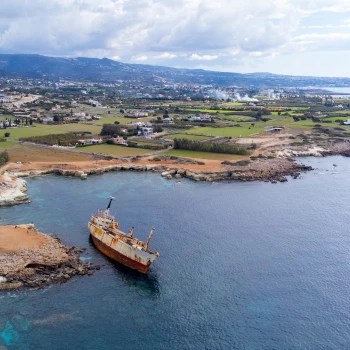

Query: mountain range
[[0, 54, 349, 88]]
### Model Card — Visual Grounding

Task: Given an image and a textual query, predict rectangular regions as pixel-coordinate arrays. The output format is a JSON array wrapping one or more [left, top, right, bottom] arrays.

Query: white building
[[138, 127, 153, 137], [78, 138, 103, 145], [163, 118, 174, 125], [111, 136, 128, 146]]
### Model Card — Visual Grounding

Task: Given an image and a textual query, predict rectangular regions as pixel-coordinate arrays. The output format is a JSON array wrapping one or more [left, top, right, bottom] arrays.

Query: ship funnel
[[106, 196, 115, 210], [146, 228, 155, 250]]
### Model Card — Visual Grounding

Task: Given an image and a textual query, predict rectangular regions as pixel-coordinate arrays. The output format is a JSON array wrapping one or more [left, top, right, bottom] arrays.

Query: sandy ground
[[4, 156, 225, 174], [0, 225, 49, 253], [0, 224, 94, 288]]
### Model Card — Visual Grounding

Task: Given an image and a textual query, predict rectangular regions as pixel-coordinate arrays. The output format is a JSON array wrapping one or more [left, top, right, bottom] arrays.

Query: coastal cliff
[[0, 175, 30, 207], [0, 224, 96, 289]]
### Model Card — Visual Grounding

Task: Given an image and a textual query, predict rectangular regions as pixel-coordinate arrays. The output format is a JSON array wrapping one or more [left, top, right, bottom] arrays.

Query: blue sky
[[1, 0, 350, 77]]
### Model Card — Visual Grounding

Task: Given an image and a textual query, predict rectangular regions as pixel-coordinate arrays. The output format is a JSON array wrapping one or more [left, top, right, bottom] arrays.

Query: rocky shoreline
[[0, 224, 96, 289], [7, 157, 312, 183], [0, 156, 315, 207], [0, 176, 30, 207]]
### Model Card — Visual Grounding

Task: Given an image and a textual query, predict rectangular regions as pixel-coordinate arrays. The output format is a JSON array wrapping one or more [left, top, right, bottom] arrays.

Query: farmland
[[2, 124, 101, 140], [185, 126, 263, 138], [164, 149, 247, 161], [77, 144, 151, 157]]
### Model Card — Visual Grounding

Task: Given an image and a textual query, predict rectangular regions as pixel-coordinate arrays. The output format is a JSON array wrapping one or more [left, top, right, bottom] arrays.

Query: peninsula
[[0, 224, 96, 289]]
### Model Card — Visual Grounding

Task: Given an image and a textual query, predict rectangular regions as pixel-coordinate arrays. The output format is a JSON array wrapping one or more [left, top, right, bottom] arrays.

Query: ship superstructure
[[88, 197, 159, 273]]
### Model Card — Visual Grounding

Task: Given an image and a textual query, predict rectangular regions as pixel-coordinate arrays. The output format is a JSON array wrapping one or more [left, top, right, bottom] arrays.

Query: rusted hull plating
[[91, 235, 150, 273], [88, 222, 157, 273]]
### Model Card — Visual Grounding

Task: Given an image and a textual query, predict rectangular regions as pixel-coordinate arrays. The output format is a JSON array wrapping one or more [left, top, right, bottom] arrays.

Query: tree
[[100, 124, 121, 136], [153, 125, 163, 133]]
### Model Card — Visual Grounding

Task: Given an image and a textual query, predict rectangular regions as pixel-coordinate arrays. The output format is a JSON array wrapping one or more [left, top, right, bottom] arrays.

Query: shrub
[[173, 138, 249, 155], [0, 150, 9, 166], [20, 133, 83, 146], [100, 124, 121, 136]]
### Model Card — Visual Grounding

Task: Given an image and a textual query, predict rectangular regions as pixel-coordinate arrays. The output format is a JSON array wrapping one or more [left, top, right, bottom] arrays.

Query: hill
[[0, 53, 349, 87]]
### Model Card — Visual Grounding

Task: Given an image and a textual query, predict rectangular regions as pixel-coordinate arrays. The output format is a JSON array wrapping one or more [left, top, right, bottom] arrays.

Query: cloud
[[154, 52, 177, 59], [189, 54, 219, 61], [0, 0, 349, 75], [135, 55, 148, 61]]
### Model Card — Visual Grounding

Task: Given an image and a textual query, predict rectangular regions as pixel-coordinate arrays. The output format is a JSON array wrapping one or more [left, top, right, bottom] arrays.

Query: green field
[[77, 144, 151, 157], [0, 141, 16, 149], [183, 108, 236, 114], [327, 110, 350, 115], [2, 123, 102, 140], [220, 102, 246, 107], [220, 116, 255, 122], [323, 116, 349, 122], [286, 120, 338, 129], [164, 149, 246, 161], [97, 116, 153, 125], [164, 134, 209, 141], [185, 126, 263, 138]]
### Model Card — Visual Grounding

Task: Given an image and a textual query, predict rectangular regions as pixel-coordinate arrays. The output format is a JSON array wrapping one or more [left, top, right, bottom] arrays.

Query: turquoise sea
[[1, 156, 350, 349]]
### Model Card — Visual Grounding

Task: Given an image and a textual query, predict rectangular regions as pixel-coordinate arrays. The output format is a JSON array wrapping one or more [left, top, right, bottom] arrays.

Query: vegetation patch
[[20, 133, 86, 147], [0, 150, 9, 166], [174, 138, 249, 155], [78, 144, 150, 157]]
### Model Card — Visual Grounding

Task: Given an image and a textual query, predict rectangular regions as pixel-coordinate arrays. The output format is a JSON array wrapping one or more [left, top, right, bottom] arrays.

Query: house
[[163, 118, 174, 125], [188, 116, 201, 122], [77, 138, 103, 145], [264, 126, 283, 134], [73, 112, 86, 118], [138, 127, 153, 137], [42, 116, 54, 124], [111, 136, 128, 146]]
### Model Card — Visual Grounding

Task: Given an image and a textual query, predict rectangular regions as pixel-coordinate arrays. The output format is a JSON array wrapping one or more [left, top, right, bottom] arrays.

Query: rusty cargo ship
[[88, 197, 159, 273]]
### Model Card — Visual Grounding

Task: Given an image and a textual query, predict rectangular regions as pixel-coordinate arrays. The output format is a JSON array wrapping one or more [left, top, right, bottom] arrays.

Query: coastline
[[3, 140, 350, 207], [0, 224, 96, 289]]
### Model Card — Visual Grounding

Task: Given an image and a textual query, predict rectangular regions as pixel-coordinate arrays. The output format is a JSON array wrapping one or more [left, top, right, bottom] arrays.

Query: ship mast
[[146, 228, 155, 250], [106, 196, 115, 213]]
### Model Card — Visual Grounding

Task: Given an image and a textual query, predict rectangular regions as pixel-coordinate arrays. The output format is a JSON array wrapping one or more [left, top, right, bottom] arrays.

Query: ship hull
[[91, 234, 150, 273]]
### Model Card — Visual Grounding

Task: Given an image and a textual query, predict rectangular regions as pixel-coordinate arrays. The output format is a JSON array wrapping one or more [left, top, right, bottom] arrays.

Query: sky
[[1, 0, 350, 77]]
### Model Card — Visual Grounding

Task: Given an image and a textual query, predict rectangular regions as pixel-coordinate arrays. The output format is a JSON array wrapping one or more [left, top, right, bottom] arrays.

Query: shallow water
[[1, 156, 350, 349]]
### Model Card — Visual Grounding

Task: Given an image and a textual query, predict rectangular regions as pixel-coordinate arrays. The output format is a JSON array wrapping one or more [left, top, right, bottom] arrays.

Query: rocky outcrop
[[0, 177, 30, 207], [0, 224, 96, 289]]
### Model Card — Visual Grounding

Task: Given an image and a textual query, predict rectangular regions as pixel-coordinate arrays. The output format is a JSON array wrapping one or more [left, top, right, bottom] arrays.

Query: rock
[[74, 171, 84, 177], [80, 174, 88, 180], [0, 281, 23, 290], [174, 174, 181, 179], [0, 276, 7, 283], [161, 171, 170, 177], [165, 174, 172, 180]]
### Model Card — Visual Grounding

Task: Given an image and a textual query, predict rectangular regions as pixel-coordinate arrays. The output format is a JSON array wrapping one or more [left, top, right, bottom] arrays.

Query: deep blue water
[[1, 156, 350, 349]]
